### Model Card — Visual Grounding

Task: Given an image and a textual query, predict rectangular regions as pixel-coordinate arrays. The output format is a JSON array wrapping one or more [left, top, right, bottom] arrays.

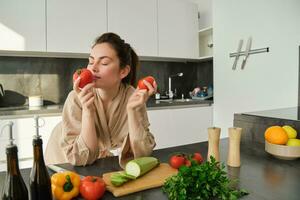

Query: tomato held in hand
[[80, 176, 106, 200], [169, 155, 186, 169], [73, 68, 94, 88], [192, 152, 203, 164], [138, 76, 155, 90]]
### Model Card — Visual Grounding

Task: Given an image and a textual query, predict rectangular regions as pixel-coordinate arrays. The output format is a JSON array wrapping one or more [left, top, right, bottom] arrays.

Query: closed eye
[[101, 63, 109, 65]]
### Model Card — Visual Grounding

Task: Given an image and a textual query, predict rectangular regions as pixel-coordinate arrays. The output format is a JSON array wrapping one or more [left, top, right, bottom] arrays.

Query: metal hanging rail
[[230, 47, 269, 57]]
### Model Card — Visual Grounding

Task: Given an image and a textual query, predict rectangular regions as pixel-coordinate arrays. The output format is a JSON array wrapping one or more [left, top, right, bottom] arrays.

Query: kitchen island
[[234, 106, 300, 144], [1, 139, 299, 200]]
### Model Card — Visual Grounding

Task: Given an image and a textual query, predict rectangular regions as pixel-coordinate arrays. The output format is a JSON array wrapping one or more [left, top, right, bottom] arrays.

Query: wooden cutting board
[[102, 163, 177, 197]]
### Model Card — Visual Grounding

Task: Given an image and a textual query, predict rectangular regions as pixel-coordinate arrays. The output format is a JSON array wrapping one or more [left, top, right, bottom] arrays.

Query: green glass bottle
[[1, 122, 29, 200], [29, 116, 52, 200]]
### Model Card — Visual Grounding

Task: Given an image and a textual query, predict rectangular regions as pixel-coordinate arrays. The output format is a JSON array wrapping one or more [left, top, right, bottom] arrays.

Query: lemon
[[282, 125, 297, 139], [286, 139, 300, 146]]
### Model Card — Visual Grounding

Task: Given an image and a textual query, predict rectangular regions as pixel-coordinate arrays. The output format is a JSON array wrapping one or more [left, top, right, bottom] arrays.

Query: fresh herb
[[162, 156, 249, 200]]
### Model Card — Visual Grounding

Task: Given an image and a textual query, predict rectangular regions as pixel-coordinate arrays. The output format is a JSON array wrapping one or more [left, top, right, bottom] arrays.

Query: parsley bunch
[[162, 157, 248, 200]]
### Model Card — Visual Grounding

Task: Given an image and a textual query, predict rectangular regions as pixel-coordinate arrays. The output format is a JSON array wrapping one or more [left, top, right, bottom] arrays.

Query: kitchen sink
[[173, 98, 195, 102], [155, 98, 198, 103]]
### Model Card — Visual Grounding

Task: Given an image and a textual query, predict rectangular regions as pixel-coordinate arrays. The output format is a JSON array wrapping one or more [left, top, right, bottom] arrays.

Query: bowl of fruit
[[264, 125, 300, 160]]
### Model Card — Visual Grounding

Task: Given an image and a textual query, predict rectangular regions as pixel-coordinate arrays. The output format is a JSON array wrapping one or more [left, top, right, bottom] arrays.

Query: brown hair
[[93, 32, 139, 86]]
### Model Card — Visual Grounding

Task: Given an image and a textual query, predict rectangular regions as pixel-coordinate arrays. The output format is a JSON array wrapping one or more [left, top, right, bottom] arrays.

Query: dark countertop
[[1, 139, 299, 200], [0, 99, 213, 119]]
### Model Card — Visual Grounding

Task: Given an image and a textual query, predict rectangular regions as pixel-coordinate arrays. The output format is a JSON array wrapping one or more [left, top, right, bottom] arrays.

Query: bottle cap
[[33, 115, 45, 139]]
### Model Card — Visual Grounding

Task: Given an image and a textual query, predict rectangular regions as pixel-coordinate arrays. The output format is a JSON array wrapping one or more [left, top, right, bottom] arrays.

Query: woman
[[45, 33, 157, 168]]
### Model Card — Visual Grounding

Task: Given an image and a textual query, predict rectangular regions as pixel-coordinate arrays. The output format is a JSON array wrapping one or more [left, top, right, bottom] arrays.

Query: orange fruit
[[264, 126, 288, 145]]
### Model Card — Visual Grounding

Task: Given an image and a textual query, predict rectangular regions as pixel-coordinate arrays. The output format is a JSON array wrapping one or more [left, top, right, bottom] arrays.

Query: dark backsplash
[[0, 56, 213, 107]]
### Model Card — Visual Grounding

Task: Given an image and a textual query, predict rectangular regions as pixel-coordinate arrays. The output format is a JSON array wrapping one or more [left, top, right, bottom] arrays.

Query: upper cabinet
[[108, 0, 158, 57], [0, 0, 200, 59], [0, 0, 46, 51], [47, 0, 107, 53], [158, 0, 199, 58], [198, 27, 213, 58]]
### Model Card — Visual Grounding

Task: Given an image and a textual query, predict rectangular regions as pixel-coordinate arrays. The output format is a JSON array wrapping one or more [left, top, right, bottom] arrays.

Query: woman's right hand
[[73, 77, 95, 111]]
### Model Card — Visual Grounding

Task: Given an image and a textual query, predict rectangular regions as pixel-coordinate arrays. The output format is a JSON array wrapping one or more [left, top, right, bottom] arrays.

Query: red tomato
[[192, 152, 203, 164], [185, 159, 191, 167], [80, 176, 106, 200], [169, 155, 186, 169], [73, 68, 94, 88], [137, 76, 155, 90]]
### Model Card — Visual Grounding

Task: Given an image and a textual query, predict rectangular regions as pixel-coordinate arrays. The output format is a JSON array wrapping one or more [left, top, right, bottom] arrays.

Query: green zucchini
[[110, 175, 128, 186], [125, 157, 159, 178], [117, 171, 136, 180], [110, 172, 136, 186], [110, 157, 159, 186]]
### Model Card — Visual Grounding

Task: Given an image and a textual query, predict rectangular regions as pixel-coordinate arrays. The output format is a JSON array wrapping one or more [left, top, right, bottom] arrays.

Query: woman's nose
[[89, 63, 99, 73]]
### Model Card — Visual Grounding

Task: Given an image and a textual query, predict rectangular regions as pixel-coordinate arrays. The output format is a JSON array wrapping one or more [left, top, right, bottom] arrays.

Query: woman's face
[[87, 43, 128, 89]]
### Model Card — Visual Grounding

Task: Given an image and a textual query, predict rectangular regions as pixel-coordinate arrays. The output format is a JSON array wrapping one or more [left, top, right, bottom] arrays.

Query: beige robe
[[45, 83, 156, 168]]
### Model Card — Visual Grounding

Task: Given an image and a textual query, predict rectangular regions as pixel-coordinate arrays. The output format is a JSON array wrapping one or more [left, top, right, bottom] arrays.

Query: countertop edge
[[0, 102, 213, 119]]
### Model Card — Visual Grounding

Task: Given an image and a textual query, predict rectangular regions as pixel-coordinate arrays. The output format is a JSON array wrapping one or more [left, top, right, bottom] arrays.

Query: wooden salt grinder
[[227, 127, 242, 167], [207, 127, 221, 162]]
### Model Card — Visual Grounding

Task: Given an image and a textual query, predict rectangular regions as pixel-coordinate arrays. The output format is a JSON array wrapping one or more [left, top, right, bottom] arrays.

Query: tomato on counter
[[169, 152, 204, 169], [80, 176, 106, 200], [169, 154, 186, 169], [192, 152, 203, 164]]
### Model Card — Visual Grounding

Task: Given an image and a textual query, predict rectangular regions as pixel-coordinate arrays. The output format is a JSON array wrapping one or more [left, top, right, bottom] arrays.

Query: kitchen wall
[[0, 56, 212, 107], [214, 0, 300, 137]]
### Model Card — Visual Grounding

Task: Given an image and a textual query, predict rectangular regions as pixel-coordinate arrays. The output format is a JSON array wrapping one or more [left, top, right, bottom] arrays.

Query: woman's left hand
[[127, 80, 157, 111]]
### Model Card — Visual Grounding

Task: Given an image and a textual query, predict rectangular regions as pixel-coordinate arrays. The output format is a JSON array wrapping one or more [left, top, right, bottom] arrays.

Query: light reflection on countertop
[[242, 107, 300, 121], [0, 104, 64, 119], [0, 98, 213, 119]]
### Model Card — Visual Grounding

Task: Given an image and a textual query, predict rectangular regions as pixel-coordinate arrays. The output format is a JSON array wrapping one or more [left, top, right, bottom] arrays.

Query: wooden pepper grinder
[[227, 127, 242, 167], [207, 127, 221, 162]]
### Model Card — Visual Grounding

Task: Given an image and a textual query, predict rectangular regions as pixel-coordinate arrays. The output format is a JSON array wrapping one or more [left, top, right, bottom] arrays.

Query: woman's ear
[[120, 65, 130, 79]]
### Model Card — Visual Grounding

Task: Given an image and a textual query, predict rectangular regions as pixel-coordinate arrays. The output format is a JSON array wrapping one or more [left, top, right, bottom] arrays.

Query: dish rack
[[190, 94, 213, 100]]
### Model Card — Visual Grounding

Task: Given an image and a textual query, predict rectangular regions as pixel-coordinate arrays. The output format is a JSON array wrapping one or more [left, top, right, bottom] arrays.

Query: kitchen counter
[[239, 106, 300, 121], [0, 99, 213, 119], [0, 139, 299, 200]]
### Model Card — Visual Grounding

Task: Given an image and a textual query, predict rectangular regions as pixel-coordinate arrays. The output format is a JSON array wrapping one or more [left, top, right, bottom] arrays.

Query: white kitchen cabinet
[[0, 116, 62, 171], [108, 0, 158, 56], [47, 0, 107, 53], [0, 0, 46, 51], [148, 106, 212, 149], [158, 0, 199, 58]]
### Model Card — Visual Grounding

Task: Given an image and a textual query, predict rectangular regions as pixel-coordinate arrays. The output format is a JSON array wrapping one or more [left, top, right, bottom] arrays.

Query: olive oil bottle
[[29, 116, 52, 200], [1, 121, 29, 200]]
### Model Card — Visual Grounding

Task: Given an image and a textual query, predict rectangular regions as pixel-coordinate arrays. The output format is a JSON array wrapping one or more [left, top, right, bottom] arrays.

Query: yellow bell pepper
[[51, 171, 81, 200]]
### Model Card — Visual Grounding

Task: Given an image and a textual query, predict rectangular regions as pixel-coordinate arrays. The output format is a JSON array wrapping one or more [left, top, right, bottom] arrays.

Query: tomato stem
[[91, 177, 97, 182]]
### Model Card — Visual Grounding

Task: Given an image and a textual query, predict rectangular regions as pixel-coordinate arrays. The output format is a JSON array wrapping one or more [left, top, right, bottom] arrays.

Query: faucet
[[168, 72, 183, 99]]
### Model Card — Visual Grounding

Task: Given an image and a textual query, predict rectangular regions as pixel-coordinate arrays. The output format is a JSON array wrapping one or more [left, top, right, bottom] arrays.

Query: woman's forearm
[[127, 107, 149, 142], [124, 107, 155, 159], [81, 109, 98, 151], [127, 108, 141, 139]]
